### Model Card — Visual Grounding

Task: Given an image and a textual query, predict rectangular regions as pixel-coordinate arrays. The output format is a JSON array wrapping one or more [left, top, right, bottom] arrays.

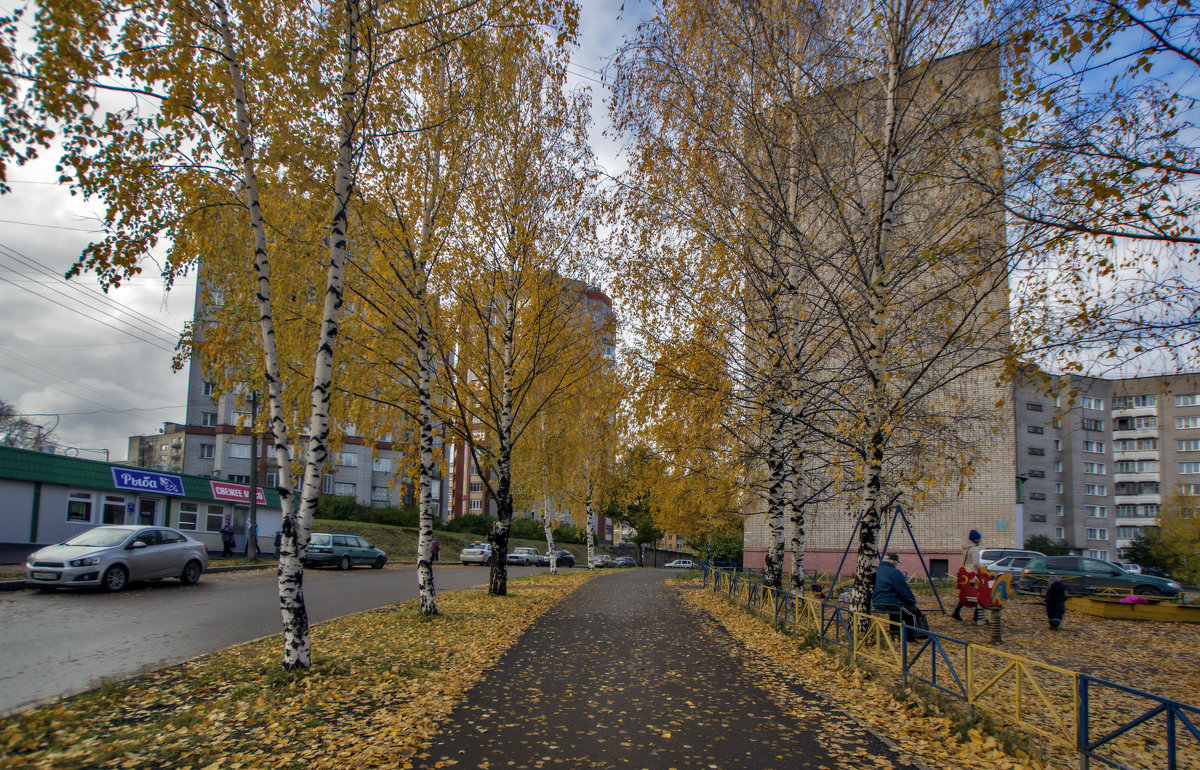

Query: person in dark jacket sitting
[[872, 552, 923, 638]]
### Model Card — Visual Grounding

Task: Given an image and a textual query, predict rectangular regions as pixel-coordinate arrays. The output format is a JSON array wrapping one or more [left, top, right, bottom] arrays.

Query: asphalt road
[[0, 563, 548, 717]]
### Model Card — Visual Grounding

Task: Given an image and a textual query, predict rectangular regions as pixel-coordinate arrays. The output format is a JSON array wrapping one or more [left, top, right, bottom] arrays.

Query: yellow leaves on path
[[0, 573, 597, 769]]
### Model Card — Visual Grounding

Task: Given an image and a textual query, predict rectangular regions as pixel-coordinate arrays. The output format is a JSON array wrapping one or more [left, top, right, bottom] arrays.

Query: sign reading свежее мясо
[[209, 480, 268, 505]]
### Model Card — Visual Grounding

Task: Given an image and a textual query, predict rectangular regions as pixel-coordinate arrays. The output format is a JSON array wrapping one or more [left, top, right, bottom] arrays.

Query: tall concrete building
[[1016, 370, 1200, 560]]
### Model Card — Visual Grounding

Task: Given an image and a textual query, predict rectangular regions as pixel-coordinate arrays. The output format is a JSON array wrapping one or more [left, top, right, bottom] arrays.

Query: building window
[[1054, 482, 1063, 494], [1085, 528, 1108, 541], [1181, 462, 1200, 475], [1055, 526, 1065, 538], [1027, 425, 1044, 434], [1114, 460, 1157, 473], [1053, 417, 1062, 428], [431, 484, 440, 500], [1082, 418, 1104, 432], [265, 470, 279, 488], [202, 380, 214, 396], [1028, 447, 1045, 456], [1180, 484, 1200, 495], [1055, 505, 1064, 517], [1180, 439, 1200, 452], [1026, 402, 1044, 412], [321, 475, 335, 495], [178, 502, 198, 530], [1027, 469, 1045, 478], [1083, 462, 1106, 474], [201, 411, 218, 427], [1029, 492, 1047, 500], [337, 451, 358, 467], [228, 442, 251, 460], [67, 491, 93, 523], [1086, 549, 1110, 560], [470, 481, 484, 493], [1082, 440, 1105, 453], [371, 486, 390, 502], [1082, 396, 1104, 410], [1143, 503, 1161, 517], [1050, 439, 1060, 451], [227, 474, 250, 484], [199, 443, 215, 459], [1117, 526, 1141, 539], [1115, 504, 1137, 517], [205, 504, 225, 532], [472, 430, 486, 443], [1083, 484, 1107, 496], [1137, 438, 1158, 450], [333, 482, 356, 497], [373, 457, 392, 472], [1053, 460, 1063, 472], [1176, 394, 1200, 407], [1113, 394, 1156, 408], [101, 494, 126, 525], [1176, 416, 1200, 430], [468, 498, 482, 511], [1085, 505, 1108, 518]]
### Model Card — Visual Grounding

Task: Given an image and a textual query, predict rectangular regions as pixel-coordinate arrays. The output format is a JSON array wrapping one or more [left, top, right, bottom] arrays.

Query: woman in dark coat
[[220, 523, 235, 558], [1044, 575, 1067, 630]]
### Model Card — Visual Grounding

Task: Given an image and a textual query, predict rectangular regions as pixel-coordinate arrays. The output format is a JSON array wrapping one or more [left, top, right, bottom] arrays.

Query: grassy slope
[[312, 519, 607, 563]]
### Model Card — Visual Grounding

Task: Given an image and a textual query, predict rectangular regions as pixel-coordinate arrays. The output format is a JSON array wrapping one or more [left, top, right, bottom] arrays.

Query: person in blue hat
[[952, 529, 985, 622]]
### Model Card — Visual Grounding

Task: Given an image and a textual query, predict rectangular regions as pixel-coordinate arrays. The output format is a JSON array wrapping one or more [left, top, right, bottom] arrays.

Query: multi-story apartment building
[[1016, 371, 1200, 560]]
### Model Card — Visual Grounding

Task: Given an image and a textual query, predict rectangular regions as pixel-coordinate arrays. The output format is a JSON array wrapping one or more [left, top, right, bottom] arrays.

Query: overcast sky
[[0, 1, 650, 463]]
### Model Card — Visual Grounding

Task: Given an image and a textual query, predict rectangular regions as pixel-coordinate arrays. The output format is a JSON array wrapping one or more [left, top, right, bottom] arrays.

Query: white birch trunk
[[585, 487, 595, 570], [787, 452, 807, 593], [213, 0, 306, 666], [850, 9, 903, 618], [487, 290, 517, 596], [539, 413, 557, 575], [762, 386, 788, 589]]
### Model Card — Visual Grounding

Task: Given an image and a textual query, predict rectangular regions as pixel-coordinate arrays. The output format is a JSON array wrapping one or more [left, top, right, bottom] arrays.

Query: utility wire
[[0, 242, 183, 341], [0, 217, 102, 233]]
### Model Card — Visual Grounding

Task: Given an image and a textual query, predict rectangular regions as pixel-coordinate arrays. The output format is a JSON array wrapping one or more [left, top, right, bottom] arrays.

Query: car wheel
[[180, 560, 203, 585], [1134, 585, 1160, 596], [372, 555, 385, 569], [102, 565, 129, 592], [338, 555, 351, 571]]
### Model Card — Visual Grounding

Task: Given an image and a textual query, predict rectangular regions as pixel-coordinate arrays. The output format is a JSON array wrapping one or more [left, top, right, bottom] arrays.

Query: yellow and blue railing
[[703, 566, 1199, 770]]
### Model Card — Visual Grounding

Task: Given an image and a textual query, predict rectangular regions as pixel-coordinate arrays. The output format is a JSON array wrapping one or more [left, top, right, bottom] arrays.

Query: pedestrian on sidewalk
[[274, 530, 282, 558], [1044, 575, 1067, 631], [431, 537, 440, 562], [219, 523, 235, 558]]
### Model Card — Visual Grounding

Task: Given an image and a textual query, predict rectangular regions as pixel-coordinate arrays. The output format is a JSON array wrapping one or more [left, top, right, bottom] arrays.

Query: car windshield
[[62, 528, 131, 548]]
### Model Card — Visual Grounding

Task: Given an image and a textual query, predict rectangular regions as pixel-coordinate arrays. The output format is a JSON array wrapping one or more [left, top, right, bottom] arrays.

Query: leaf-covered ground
[[686, 583, 1200, 769], [0, 572, 596, 770]]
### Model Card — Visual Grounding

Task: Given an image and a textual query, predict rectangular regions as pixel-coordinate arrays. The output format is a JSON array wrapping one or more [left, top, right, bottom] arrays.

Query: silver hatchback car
[[25, 525, 209, 592]]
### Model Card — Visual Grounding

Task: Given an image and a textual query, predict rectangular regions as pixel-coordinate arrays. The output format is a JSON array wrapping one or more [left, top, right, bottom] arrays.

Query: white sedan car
[[25, 525, 208, 592], [664, 559, 697, 569], [460, 542, 493, 565]]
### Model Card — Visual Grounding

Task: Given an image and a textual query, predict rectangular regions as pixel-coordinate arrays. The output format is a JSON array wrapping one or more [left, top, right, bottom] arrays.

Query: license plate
[[32, 571, 58, 580]]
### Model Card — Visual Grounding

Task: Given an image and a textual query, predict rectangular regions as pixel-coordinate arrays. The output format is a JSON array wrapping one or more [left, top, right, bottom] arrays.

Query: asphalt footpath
[[418, 570, 919, 769]]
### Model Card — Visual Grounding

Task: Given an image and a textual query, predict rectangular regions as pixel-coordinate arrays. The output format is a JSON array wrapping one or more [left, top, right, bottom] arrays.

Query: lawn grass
[[308, 519, 602, 563]]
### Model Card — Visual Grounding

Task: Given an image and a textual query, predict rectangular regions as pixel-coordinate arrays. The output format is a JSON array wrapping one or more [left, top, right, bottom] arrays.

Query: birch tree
[[436, 40, 601, 596]]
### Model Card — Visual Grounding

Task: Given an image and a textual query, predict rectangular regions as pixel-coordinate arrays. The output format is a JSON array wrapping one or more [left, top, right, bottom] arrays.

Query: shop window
[[67, 491, 93, 523]]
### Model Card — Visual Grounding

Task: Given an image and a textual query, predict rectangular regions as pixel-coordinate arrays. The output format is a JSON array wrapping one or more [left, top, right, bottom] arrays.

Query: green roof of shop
[[0, 445, 282, 507]]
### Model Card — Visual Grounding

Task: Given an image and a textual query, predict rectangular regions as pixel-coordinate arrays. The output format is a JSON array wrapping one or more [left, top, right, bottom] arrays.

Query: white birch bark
[[585, 484, 595, 570], [212, 0, 307, 666], [850, 6, 904, 618], [539, 413, 558, 575], [487, 289, 517, 596]]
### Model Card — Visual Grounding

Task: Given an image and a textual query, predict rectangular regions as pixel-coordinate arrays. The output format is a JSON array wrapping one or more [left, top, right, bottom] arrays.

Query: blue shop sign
[[111, 467, 185, 496]]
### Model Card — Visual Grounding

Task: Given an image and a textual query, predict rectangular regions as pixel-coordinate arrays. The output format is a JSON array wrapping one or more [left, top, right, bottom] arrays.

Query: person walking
[[274, 530, 282, 558], [1044, 575, 1067, 631], [430, 537, 440, 563], [219, 522, 235, 558]]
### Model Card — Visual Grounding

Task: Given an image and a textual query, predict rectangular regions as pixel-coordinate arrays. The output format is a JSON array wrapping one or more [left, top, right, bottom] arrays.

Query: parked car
[[987, 556, 1034, 576], [589, 555, 614, 568], [664, 559, 697, 569], [461, 542, 493, 566], [1017, 555, 1183, 597], [612, 556, 636, 567], [1139, 566, 1172, 579], [544, 549, 575, 568], [979, 548, 1044, 568], [306, 533, 387, 570], [1112, 561, 1142, 574], [507, 547, 541, 566], [25, 525, 208, 592]]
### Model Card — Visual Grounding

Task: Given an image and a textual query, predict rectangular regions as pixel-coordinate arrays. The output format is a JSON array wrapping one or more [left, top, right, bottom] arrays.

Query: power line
[[0, 218, 102, 233], [0, 357, 136, 413], [0, 241, 184, 341]]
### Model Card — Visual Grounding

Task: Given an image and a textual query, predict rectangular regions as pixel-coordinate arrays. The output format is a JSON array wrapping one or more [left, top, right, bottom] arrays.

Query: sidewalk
[[419, 570, 918, 769]]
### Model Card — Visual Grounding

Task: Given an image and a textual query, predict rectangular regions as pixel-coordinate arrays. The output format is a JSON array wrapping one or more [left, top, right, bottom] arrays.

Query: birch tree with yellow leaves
[[434, 39, 604, 596], [2, 0, 580, 662], [613, 0, 1017, 612]]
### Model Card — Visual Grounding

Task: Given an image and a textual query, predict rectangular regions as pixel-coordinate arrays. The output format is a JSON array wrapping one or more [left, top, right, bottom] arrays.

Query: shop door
[[137, 498, 160, 526]]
